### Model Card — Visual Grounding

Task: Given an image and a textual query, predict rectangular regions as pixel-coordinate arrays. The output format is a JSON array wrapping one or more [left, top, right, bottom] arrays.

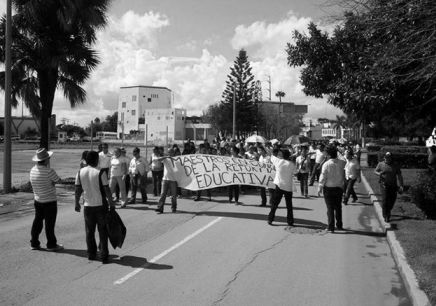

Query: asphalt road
[[0, 182, 411, 306]]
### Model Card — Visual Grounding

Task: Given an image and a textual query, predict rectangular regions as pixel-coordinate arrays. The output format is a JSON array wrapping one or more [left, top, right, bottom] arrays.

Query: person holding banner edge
[[155, 148, 178, 214], [268, 149, 296, 226]]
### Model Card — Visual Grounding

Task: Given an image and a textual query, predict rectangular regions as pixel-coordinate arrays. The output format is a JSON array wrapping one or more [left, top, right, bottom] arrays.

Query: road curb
[[361, 173, 431, 306]]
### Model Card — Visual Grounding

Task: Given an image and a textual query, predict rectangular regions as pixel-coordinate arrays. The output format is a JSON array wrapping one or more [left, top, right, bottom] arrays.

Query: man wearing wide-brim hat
[[29, 148, 64, 251]]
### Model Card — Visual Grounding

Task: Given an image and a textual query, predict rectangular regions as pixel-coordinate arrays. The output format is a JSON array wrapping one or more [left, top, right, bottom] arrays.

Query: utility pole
[[232, 83, 236, 139], [266, 75, 272, 101], [3, 0, 12, 193]]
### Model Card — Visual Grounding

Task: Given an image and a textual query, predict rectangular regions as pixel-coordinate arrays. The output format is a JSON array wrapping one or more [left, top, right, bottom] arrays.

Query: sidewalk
[[358, 174, 431, 306]]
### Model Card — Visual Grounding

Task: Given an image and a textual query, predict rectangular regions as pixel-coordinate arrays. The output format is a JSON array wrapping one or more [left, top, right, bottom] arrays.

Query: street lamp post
[[232, 83, 236, 139], [3, 0, 12, 193]]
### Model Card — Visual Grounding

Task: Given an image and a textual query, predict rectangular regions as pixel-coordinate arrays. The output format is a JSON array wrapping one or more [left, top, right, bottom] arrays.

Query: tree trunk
[[38, 69, 57, 149]]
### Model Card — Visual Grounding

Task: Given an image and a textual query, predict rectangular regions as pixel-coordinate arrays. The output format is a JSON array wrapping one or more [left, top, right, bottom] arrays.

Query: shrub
[[410, 171, 436, 219], [367, 152, 428, 168]]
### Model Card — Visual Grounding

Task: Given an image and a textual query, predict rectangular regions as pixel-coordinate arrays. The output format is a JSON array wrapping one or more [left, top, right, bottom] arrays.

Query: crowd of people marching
[[28, 136, 406, 264]]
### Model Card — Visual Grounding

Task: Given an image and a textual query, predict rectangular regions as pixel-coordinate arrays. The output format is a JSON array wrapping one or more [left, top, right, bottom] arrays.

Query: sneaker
[[267, 220, 273, 225], [194, 197, 200, 201], [101, 257, 109, 264], [172, 209, 177, 213], [31, 245, 41, 250], [343, 202, 348, 206], [325, 229, 334, 233], [88, 254, 97, 260], [207, 197, 212, 201], [155, 208, 163, 214], [120, 203, 127, 208], [47, 244, 64, 252]]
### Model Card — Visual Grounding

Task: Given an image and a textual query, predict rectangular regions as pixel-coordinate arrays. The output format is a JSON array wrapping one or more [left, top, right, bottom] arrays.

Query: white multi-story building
[[117, 86, 187, 143]]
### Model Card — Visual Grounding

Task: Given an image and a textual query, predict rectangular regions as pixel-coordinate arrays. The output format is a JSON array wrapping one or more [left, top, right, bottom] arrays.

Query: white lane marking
[[114, 217, 223, 285]]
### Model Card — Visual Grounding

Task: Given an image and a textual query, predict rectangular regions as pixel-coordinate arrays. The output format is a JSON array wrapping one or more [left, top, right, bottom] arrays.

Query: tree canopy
[[286, 0, 436, 137], [0, 0, 111, 148]]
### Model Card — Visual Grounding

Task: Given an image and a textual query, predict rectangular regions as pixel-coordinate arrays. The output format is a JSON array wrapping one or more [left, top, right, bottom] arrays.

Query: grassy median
[[363, 168, 436, 304]]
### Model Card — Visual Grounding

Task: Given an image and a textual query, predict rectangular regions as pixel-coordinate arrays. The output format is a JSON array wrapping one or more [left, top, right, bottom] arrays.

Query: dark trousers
[[84, 206, 109, 259], [30, 201, 58, 248], [268, 186, 294, 225], [381, 184, 397, 220], [130, 174, 148, 202], [299, 173, 309, 196], [309, 159, 316, 176], [157, 180, 177, 211], [344, 178, 357, 203], [196, 189, 211, 200], [228, 185, 239, 202], [309, 163, 322, 185], [152, 170, 164, 196], [323, 187, 343, 230], [260, 187, 274, 205]]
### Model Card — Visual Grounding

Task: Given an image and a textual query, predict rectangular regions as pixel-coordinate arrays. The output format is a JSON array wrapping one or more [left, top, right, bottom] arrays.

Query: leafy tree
[[215, 49, 260, 137], [0, 0, 110, 149], [286, 0, 436, 137]]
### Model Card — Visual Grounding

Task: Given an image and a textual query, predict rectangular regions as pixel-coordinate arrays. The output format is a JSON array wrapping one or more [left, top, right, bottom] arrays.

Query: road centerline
[[114, 217, 223, 285]]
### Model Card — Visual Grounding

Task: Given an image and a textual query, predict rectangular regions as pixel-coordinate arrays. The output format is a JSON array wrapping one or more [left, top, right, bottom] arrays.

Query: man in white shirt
[[128, 147, 148, 204], [155, 148, 178, 214], [75, 151, 115, 264], [268, 149, 296, 226], [343, 150, 361, 205], [98, 143, 111, 178], [317, 145, 346, 233], [309, 144, 326, 186]]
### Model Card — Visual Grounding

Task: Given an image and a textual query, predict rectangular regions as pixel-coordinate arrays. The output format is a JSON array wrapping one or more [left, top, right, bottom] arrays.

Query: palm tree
[[275, 91, 285, 102], [333, 115, 347, 138], [0, 0, 110, 148]]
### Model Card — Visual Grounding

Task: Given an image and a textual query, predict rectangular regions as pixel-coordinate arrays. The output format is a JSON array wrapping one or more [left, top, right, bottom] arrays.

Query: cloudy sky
[[0, 0, 343, 127]]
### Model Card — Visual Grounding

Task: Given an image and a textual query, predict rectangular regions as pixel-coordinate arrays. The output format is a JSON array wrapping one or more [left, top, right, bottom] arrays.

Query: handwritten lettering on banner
[[168, 154, 276, 190]]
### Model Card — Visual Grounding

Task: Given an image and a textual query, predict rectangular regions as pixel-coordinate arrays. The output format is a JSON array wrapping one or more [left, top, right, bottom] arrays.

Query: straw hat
[[32, 148, 53, 161]]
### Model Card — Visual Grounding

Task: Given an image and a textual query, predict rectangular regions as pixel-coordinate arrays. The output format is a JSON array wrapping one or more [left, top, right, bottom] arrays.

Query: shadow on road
[[333, 229, 386, 237], [176, 210, 326, 229], [58, 249, 173, 269]]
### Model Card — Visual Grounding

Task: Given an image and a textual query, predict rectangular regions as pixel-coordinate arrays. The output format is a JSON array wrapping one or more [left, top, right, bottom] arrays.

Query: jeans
[[299, 173, 309, 196], [30, 201, 58, 248], [110, 176, 127, 204], [309, 163, 322, 185], [343, 178, 357, 204], [130, 174, 148, 202], [323, 187, 343, 230], [268, 186, 294, 225], [381, 184, 397, 220], [84, 206, 109, 260], [157, 180, 177, 211], [152, 170, 164, 196], [116, 174, 130, 200], [228, 185, 239, 202], [260, 187, 275, 205]]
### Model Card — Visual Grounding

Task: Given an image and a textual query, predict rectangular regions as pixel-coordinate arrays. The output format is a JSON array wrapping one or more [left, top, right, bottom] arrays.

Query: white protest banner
[[167, 154, 276, 191]]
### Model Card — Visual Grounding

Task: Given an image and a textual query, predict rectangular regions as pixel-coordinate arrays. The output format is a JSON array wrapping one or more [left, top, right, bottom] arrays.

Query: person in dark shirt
[[374, 152, 404, 223]]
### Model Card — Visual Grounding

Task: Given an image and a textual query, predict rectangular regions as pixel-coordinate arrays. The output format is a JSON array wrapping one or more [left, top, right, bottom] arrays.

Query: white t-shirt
[[75, 166, 108, 207], [296, 155, 310, 173], [162, 158, 176, 181], [110, 157, 123, 177], [98, 152, 111, 169], [270, 155, 295, 192]]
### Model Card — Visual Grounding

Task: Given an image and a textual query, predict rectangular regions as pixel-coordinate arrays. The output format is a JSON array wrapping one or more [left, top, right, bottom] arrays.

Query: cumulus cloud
[[1, 9, 341, 127], [231, 11, 341, 119]]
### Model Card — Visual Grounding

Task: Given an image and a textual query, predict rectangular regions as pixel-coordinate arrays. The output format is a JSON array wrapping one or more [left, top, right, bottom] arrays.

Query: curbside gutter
[[361, 173, 431, 306]]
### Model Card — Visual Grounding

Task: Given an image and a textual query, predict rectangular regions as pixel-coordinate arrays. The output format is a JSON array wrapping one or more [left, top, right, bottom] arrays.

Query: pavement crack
[[212, 235, 289, 305]]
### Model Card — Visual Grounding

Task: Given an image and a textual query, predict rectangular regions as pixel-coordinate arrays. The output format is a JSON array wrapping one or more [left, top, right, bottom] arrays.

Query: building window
[[131, 110, 136, 116], [132, 95, 137, 102], [122, 102, 126, 108], [147, 98, 151, 102]]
